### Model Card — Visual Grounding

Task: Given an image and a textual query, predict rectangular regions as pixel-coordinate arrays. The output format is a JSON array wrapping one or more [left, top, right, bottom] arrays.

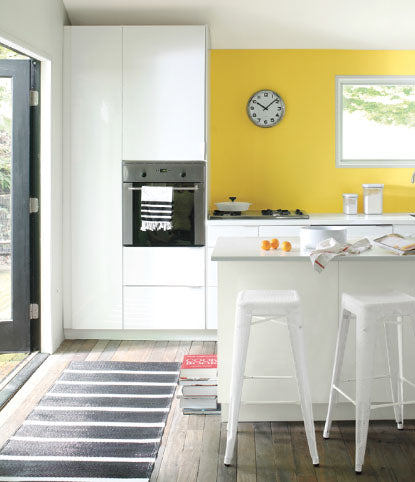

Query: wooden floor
[[0, 339, 414, 482]]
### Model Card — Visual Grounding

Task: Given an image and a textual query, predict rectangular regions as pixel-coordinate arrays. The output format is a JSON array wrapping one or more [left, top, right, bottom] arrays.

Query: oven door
[[123, 181, 205, 247]]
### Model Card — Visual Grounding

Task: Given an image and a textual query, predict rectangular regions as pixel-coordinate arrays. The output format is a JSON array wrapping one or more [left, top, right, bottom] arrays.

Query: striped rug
[[0, 360, 180, 481]]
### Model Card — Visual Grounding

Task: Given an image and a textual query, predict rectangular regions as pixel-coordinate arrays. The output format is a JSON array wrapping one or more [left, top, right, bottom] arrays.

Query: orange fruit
[[281, 241, 292, 252], [270, 238, 279, 250], [261, 240, 271, 250]]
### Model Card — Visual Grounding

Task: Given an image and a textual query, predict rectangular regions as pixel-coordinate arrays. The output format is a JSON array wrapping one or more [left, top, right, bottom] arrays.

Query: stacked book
[[178, 354, 220, 415]]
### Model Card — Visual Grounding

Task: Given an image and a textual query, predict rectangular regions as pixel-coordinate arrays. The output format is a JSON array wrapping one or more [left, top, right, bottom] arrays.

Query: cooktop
[[209, 209, 309, 220]]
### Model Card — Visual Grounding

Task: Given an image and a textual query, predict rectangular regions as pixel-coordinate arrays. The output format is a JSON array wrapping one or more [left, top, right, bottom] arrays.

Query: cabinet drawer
[[207, 226, 258, 247], [123, 247, 205, 286], [345, 225, 392, 238], [123, 286, 205, 329], [393, 224, 415, 236], [259, 226, 302, 237]]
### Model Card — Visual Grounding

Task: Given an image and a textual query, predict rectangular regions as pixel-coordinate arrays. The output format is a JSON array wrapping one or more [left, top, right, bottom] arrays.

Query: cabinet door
[[123, 26, 206, 161], [393, 224, 415, 236], [124, 286, 205, 329], [64, 27, 123, 330]]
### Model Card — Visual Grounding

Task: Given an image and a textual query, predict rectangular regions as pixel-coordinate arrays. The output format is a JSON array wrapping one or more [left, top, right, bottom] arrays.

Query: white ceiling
[[62, 0, 415, 49]]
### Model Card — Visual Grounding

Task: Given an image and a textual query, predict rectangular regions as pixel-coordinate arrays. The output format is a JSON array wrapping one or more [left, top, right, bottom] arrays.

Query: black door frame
[[0, 59, 38, 352]]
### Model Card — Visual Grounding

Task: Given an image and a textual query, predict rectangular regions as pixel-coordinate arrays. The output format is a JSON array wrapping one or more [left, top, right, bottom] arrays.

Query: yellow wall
[[210, 50, 415, 213]]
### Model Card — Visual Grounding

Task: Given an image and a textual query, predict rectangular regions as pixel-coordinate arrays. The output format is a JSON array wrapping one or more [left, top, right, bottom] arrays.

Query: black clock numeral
[[271, 118, 275, 122], [275, 113, 279, 117], [253, 100, 257, 104], [250, 106, 254, 110], [275, 99, 279, 103], [264, 120, 268, 125], [257, 118, 261, 122], [264, 92, 268, 97], [277, 106, 282, 111], [253, 113, 257, 117]]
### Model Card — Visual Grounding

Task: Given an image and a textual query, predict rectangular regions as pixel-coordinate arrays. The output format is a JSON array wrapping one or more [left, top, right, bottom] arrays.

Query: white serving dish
[[215, 201, 251, 212], [300, 226, 347, 250]]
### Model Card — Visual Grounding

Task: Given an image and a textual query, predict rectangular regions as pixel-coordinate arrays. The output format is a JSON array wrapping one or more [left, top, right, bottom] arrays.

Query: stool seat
[[324, 290, 415, 474], [236, 289, 300, 316], [224, 289, 319, 467], [342, 291, 415, 318]]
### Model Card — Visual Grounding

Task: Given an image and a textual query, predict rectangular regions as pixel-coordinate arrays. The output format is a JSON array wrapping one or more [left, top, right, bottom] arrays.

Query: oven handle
[[128, 185, 199, 191]]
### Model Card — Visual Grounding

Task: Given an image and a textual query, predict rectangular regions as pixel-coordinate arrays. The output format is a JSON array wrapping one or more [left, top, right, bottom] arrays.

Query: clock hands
[[264, 99, 278, 110], [254, 101, 268, 110]]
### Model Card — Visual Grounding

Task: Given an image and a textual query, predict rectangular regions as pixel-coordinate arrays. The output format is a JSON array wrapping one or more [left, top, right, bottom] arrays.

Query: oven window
[[132, 183, 195, 246]]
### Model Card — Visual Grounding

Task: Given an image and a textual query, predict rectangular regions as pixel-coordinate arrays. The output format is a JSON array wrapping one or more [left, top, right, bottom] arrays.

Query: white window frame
[[336, 75, 415, 168]]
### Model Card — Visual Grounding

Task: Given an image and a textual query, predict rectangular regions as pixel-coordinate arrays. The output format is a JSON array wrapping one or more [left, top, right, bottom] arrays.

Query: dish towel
[[141, 186, 173, 231], [310, 237, 372, 273]]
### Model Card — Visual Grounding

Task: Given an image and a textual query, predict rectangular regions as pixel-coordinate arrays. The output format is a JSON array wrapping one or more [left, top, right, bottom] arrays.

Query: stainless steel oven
[[122, 161, 206, 247]]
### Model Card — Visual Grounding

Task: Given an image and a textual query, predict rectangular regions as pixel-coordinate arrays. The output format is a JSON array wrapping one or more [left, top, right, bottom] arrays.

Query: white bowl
[[215, 202, 251, 212], [300, 226, 347, 250]]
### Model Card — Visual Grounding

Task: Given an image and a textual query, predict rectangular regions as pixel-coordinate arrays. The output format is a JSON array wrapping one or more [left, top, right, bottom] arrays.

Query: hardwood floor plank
[[313, 422, 337, 482], [122, 340, 148, 361], [255, 422, 277, 482], [98, 339, 121, 361], [217, 422, 237, 482], [84, 339, 110, 361], [174, 340, 192, 362], [72, 338, 99, 361], [112, 339, 135, 361], [289, 422, 317, 480], [237, 422, 256, 482], [162, 341, 181, 362], [189, 341, 205, 355], [135, 340, 156, 362], [322, 422, 356, 482], [197, 415, 221, 482], [202, 341, 216, 354], [60, 339, 85, 360], [148, 341, 169, 362], [271, 422, 297, 482], [177, 416, 205, 482]]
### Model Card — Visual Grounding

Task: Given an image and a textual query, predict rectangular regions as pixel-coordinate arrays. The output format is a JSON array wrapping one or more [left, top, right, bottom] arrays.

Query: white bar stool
[[224, 290, 319, 467], [324, 291, 415, 473]]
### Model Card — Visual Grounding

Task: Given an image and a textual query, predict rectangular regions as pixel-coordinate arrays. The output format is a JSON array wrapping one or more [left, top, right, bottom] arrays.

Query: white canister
[[363, 184, 384, 214], [342, 193, 358, 214]]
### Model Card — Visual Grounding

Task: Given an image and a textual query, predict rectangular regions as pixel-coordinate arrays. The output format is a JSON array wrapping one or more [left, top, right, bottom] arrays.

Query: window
[[336, 76, 415, 167]]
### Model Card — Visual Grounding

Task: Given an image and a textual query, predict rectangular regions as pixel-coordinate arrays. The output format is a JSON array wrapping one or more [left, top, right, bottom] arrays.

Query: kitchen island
[[212, 237, 415, 422]]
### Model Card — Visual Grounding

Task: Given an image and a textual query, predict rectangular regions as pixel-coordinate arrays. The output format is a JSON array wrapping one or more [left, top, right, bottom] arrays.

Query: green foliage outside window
[[343, 85, 415, 128]]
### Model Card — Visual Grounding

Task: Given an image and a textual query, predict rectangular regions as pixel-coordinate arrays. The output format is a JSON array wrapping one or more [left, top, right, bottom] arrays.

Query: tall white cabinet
[[123, 26, 207, 161], [64, 26, 123, 330], [64, 25, 208, 333]]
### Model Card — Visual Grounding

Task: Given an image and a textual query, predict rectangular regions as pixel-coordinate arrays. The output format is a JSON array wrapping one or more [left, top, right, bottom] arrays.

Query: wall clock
[[247, 89, 285, 128]]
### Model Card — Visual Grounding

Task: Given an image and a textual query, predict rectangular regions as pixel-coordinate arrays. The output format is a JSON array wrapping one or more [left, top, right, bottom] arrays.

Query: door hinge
[[30, 303, 39, 320], [29, 90, 39, 107], [29, 197, 39, 214]]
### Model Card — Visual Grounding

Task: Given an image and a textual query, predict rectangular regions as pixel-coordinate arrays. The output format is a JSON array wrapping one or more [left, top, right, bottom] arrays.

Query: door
[[0, 59, 36, 351]]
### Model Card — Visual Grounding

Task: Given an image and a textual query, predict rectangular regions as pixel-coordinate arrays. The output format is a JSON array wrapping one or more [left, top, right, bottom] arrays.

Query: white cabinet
[[64, 27, 123, 330], [393, 224, 415, 235], [259, 224, 392, 239], [123, 247, 205, 286], [123, 26, 207, 161], [124, 286, 205, 330]]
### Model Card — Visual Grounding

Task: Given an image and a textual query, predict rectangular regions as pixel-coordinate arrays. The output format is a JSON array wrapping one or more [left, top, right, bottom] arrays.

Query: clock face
[[247, 89, 285, 128]]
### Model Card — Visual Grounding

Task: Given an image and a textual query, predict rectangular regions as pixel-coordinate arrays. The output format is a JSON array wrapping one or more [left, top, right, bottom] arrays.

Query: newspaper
[[310, 237, 372, 273]]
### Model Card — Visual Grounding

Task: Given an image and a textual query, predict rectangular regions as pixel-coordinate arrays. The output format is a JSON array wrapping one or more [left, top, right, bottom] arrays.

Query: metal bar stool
[[224, 289, 319, 467], [324, 291, 415, 473]]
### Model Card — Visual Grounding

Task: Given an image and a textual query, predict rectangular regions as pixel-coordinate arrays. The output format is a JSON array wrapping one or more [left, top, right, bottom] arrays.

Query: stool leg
[[224, 307, 251, 466], [355, 315, 377, 473], [397, 318, 404, 429], [384, 318, 404, 429], [323, 308, 351, 439], [287, 308, 319, 466]]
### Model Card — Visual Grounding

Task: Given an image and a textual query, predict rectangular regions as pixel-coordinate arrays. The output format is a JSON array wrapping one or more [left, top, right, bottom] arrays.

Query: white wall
[[0, 0, 69, 353]]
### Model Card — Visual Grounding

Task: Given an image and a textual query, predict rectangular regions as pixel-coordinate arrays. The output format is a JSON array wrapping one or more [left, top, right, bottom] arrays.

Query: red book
[[180, 354, 217, 379]]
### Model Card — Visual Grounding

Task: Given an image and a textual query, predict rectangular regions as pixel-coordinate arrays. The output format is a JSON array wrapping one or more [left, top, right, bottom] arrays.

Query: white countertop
[[207, 213, 415, 226], [211, 236, 415, 261]]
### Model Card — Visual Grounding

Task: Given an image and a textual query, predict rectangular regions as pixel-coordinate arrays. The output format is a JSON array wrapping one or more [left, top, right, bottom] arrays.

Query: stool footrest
[[244, 375, 294, 380], [240, 400, 300, 405], [333, 384, 356, 406], [371, 400, 415, 410]]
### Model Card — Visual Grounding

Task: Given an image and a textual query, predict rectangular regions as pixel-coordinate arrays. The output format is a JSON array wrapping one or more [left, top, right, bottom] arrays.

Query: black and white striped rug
[[0, 360, 180, 481]]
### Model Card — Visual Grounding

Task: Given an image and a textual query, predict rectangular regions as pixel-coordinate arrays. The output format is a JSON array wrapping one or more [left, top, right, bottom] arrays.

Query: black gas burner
[[262, 208, 305, 217], [212, 210, 242, 216]]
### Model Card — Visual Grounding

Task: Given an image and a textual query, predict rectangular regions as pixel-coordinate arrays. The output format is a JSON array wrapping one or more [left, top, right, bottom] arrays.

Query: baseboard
[[64, 329, 218, 341], [220, 402, 415, 422]]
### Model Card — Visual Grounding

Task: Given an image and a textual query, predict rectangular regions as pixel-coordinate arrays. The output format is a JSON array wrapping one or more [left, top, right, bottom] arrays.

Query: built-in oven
[[122, 161, 206, 247]]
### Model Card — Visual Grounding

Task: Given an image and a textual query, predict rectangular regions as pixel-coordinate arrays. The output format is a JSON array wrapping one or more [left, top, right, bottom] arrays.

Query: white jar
[[363, 184, 384, 214], [342, 193, 358, 214]]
